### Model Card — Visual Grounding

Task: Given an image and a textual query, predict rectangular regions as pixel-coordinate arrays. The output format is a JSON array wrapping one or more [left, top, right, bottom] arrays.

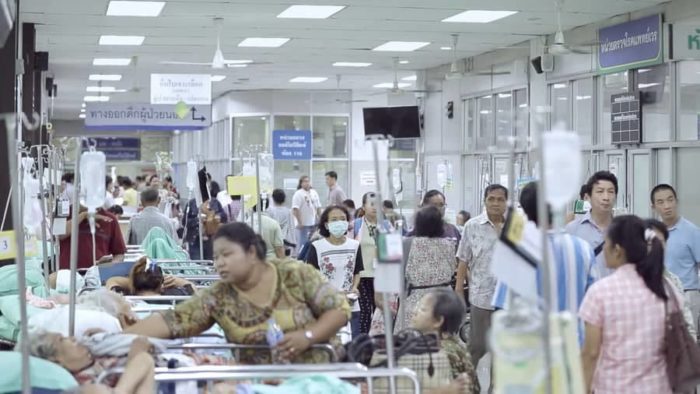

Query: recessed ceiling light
[[333, 62, 372, 67], [99, 35, 145, 46], [81, 109, 86, 113], [93, 58, 131, 66], [290, 77, 328, 83], [553, 83, 567, 89], [373, 82, 411, 89], [442, 10, 518, 23], [399, 60, 410, 64], [373, 41, 430, 52], [227, 64, 248, 68], [84, 96, 110, 102], [89, 74, 122, 81], [277, 5, 345, 19], [440, 46, 452, 51], [211, 75, 227, 82], [106, 1, 165, 17], [86, 86, 117, 92], [402, 75, 417, 81], [238, 38, 290, 48], [79, 114, 86, 119], [81, 103, 86, 108]]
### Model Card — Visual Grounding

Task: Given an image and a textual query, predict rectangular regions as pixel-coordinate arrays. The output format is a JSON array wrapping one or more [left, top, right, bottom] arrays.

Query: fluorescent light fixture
[[553, 83, 567, 89], [89, 74, 122, 81], [81, 103, 86, 108], [518, 103, 528, 108], [238, 38, 290, 48], [83, 96, 110, 102], [277, 5, 345, 19], [106, 1, 165, 17], [557, 97, 568, 101], [80, 109, 86, 113], [79, 114, 86, 119], [373, 82, 411, 88], [99, 35, 145, 46], [228, 64, 248, 68], [93, 58, 131, 66], [211, 75, 227, 82], [333, 62, 372, 67], [576, 95, 592, 100], [638, 82, 660, 89], [86, 86, 117, 92], [402, 75, 417, 81], [442, 10, 518, 23], [440, 46, 452, 50], [290, 77, 328, 83], [638, 68, 651, 73], [479, 110, 491, 114], [373, 41, 430, 52], [498, 93, 512, 98], [399, 60, 410, 64]]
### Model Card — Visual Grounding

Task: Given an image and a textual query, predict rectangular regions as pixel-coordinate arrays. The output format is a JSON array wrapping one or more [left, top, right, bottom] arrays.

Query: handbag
[[664, 282, 700, 392]]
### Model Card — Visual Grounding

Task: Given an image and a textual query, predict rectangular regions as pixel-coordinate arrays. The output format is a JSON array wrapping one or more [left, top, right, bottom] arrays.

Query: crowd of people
[[38, 167, 700, 394]]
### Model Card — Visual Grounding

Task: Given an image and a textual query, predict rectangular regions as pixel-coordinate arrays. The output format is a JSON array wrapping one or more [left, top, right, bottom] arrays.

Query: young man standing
[[566, 171, 618, 279], [325, 171, 347, 207], [651, 183, 700, 336], [456, 184, 507, 373]]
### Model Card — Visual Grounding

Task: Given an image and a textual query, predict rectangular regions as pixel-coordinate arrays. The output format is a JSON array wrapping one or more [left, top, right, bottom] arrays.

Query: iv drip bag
[[186, 160, 197, 191], [21, 158, 42, 235], [80, 151, 106, 213]]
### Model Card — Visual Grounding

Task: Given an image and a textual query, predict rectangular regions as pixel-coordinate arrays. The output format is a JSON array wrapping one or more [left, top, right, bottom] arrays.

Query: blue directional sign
[[272, 130, 312, 160]]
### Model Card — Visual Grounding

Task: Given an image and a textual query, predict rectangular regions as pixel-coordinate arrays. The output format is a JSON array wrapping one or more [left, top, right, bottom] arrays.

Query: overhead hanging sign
[[85, 103, 211, 130], [598, 14, 662, 74], [272, 130, 312, 160], [672, 23, 700, 60], [150, 73, 211, 105], [81, 137, 141, 161]]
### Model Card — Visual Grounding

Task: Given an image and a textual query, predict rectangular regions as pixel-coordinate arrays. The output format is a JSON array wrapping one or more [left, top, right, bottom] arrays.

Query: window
[[232, 117, 269, 158], [464, 99, 475, 152], [599, 72, 628, 146], [676, 148, 700, 225], [273, 161, 311, 207], [638, 64, 671, 142], [678, 61, 700, 141], [573, 79, 594, 145], [514, 89, 529, 150], [312, 161, 349, 205], [550, 82, 570, 129], [476, 96, 494, 151], [389, 139, 417, 159], [274, 115, 310, 131], [495, 92, 513, 150], [312, 116, 348, 158]]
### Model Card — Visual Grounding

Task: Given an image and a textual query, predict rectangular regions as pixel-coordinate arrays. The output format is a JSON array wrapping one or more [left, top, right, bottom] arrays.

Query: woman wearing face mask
[[306, 205, 363, 339]]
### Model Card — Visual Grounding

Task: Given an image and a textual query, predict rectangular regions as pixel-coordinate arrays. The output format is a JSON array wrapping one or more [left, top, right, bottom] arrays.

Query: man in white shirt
[[292, 175, 321, 254]]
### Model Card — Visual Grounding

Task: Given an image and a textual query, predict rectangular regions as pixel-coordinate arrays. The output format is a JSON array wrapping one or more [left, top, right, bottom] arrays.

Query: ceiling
[[20, 0, 668, 120]]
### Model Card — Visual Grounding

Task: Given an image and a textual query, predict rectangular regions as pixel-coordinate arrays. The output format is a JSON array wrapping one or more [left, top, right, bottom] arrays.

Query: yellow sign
[[504, 209, 526, 244], [226, 176, 258, 209], [0, 231, 17, 260]]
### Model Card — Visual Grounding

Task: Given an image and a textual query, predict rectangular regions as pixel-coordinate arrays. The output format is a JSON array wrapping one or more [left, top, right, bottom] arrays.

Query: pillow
[[0, 351, 78, 392], [0, 261, 48, 297], [28, 306, 122, 337]]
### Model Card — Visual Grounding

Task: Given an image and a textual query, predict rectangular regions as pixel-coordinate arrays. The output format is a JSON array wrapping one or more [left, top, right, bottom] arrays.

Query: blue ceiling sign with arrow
[[84, 103, 212, 131]]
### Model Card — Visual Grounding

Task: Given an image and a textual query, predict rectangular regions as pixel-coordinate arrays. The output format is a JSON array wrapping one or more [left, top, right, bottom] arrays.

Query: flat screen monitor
[[363, 105, 420, 139]]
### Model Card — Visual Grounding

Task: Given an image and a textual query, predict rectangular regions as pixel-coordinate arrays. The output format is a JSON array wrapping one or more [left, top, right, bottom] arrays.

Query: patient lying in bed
[[105, 257, 196, 301]]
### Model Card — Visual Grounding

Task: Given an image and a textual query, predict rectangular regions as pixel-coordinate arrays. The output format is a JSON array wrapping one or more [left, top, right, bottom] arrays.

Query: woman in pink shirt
[[580, 215, 676, 394]]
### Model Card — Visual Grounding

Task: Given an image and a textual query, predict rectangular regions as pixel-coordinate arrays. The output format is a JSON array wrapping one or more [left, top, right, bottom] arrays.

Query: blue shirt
[[492, 231, 596, 345], [565, 212, 611, 279], [665, 217, 700, 290]]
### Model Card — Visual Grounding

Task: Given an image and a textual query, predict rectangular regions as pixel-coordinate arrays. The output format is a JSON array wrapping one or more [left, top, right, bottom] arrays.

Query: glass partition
[[273, 161, 311, 207], [550, 82, 570, 129], [476, 96, 494, 151], [312, 116, 348, 158], [515, 89, 529, 150], [311, 161, 349, 205], [495, 92, 513, 150], [573, 78, 594, 145], [232, 116, 269, 158], [274, 115, 311, 131], [638, 64, 671, 143], [678, 61, 700, 141]]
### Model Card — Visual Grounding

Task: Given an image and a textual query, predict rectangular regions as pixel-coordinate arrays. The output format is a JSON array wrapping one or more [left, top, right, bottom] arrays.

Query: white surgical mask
[[328, 220, 349, 237]]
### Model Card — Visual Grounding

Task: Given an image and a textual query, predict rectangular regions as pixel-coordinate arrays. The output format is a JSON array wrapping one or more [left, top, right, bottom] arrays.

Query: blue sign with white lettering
[[82, 138, 140, 161], [272, 130, 312, 160], [598, 14, 662, 74]]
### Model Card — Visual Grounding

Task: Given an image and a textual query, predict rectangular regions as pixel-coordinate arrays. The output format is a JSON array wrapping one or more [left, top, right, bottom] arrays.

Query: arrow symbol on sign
[[190, 107, 206, 122]]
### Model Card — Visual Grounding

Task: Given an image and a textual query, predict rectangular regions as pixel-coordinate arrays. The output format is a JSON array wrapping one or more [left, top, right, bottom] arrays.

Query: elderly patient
[[24, 330, 155, 394]]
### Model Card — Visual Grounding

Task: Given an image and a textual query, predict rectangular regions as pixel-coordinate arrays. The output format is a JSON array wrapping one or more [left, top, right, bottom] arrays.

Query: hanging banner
[[598, 14, 662, 74], [85, 103, 211, 130], [672, 23, 700, 60], [272, 130, 312, 160], [150, 73, 211, 105]]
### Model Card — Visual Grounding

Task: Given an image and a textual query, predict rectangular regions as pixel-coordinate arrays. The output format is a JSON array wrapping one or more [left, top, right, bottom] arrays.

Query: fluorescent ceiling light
[[106, 1, 165, 17], [99, 35, 145, 46], [638, 82, 660, 89], [211, 75, 227, 82], [402, 75, 417, 81], [479, 110, 491, 114], [93, 58, 131, 66], [89, 74, 122, 81], [373, 41, 430, 52], [557, 97, 568, 101], [639, 68, 651, 73], [498, 93, 512, 98], [277, 5, 345, 19], [84, 96, 110, 102], [576, 95, 592, 100], [79, 114, 86, 119], [228, 64, 248, 68], [80, 109, 86, 113], [553, 83, 567, 89], [290, 77, 328, 83], [440, 46, 452, 51], [238, 38, 290, 48], [399, 60, 410, 64], [518, 103, 528, 108], [442, 10, 518, 23], [86, 86, 117, 92], [333, 62, 372, 67], [81, 103, 86, 108], [373, 82, 411, 88]]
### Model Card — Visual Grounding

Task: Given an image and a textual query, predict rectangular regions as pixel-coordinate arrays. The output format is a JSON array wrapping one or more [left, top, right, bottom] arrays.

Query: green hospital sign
[[673, 23, 700, 60]]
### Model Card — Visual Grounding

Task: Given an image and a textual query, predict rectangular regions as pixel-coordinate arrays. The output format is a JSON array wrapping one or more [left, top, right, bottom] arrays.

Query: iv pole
[[68, 137, 82, 337]]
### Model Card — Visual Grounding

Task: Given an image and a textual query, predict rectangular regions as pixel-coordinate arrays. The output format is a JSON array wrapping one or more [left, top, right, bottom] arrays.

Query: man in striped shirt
[[492, 182, 596, 344]]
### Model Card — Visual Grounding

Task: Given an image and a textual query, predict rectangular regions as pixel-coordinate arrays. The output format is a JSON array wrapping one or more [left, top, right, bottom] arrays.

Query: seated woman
[[125, 222, 350, 364], [105, 257, 195, 299], [411, 289, 479, 394], [25, 330, 155, 394]]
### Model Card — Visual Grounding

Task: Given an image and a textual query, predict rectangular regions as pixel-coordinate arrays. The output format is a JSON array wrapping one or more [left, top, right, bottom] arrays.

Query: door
[[628, 149, 652, 218], [605, 150, 627, 214]]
